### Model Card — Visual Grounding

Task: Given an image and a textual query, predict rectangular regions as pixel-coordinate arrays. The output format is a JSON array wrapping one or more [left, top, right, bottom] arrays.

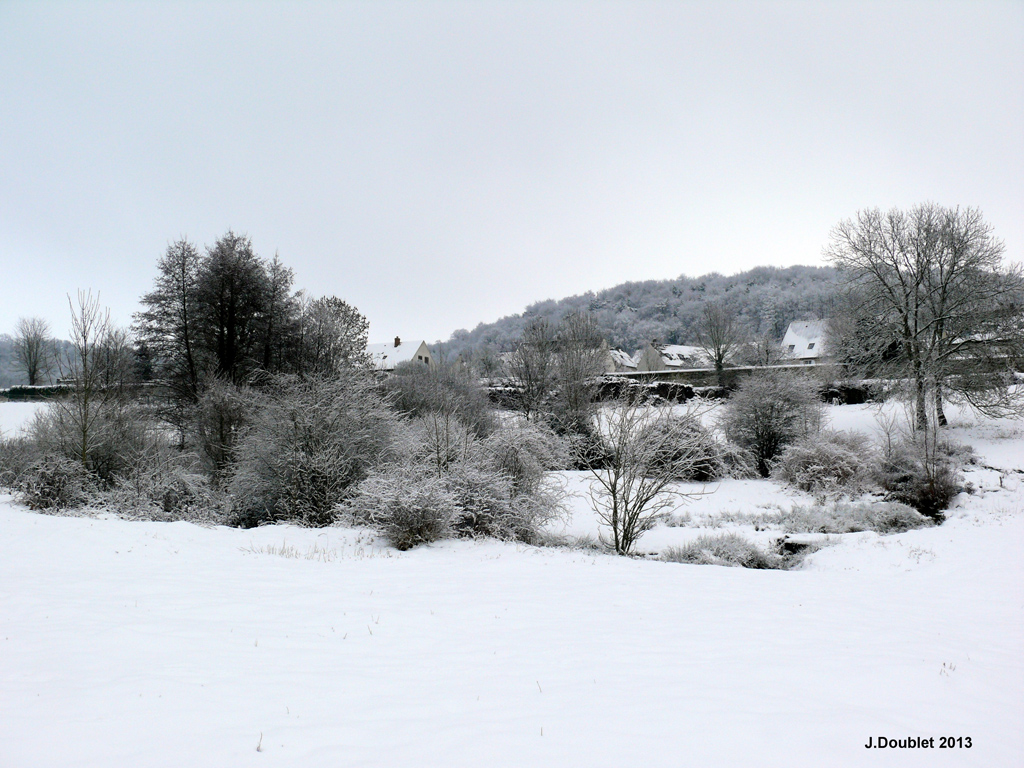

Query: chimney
[[394, 336, 401, 348]]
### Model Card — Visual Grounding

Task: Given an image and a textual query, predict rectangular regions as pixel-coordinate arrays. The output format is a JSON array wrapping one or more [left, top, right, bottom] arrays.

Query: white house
[[781, 320, 828, 364], [367, 337, 434, 372]]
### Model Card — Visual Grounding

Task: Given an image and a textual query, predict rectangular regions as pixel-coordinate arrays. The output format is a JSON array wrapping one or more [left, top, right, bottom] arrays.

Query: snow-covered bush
[[417, 412, 479, 476], [27, 400, 150, 485], [775, 430, 873, 495], [638, 413, 726, 482], [873, 438, 962, 518], [663, 532, 785, 569], [194, 380, 257, 479], [103, 445, 223, 522], [15, 454, 96, 511], [347, 468, 456, 550], [481, 419, 568, 493], [383, 361, 496, 437], [0, 435, 40, 490], [444, 462, 519, 539], [781, 501, 931, 534], [721, 371, 824, 477], [228, 374, 403, 527]]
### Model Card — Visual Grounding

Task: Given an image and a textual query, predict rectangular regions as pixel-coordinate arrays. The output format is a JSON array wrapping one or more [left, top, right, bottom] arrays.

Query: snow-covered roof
[[781, 321, 828, 360], [609, 348, 637, 369], [658, 345, 710, 367], [367, 339, 430, 371]]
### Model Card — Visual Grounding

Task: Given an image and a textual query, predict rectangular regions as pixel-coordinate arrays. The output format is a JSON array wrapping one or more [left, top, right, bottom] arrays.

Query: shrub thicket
[[775, 430, 873, 495], [722, 372, 824, 477], [194, 380, 256, 479], [15, 454, 95, 511], [104, 445, 222, 522], [27, 400, 151, 485], [781, 501, 932, 534], [383, 361, 496, 437], [639, 413, 726, 482], [482, 419, 567, 495], [347, 468, 456, 550], [663, 532, 785, 569], [0, 435, 40, 489], [873, 438, 963, 518], [228, 374, 402, 527]]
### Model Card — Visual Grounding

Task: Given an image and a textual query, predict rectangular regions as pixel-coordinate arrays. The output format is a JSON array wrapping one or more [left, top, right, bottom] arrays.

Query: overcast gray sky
[[1, 1, 1021, 344]]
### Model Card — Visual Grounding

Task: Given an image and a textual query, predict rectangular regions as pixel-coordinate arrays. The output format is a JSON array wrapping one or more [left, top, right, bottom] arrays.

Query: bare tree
[[53, 291, 119, 470], [552, 310, 606, 434], [295, 295, 370, 375], [826, 204, 1024, 430], [506, 317, 556, 422], [13, 317, 53, 385], [582, 399, 707, 555], [739, 331, 786, 368], [695, 302, 742, 386]]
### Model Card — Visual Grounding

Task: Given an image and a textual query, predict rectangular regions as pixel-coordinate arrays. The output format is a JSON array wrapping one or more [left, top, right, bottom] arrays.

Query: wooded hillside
[[440, 265, 837, 359]]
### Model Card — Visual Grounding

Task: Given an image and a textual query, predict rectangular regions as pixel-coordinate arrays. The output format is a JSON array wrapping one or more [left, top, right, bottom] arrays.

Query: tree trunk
[[915, 376, 928, 432], [934, 385, 947, 427]]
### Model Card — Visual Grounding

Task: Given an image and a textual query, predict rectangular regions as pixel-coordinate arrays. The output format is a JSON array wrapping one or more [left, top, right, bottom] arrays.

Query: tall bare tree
[[695, 302, 742, 386], [13, 317, 53, 385], [826, 204, 1024, 430], [552, 310, 606, 434], [506, 317, 556, 422], [54, 292, 117, 469]]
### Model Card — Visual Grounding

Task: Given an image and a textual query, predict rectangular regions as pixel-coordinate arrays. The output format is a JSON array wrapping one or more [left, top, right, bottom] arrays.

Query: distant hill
[[439, 264, 838, 359]]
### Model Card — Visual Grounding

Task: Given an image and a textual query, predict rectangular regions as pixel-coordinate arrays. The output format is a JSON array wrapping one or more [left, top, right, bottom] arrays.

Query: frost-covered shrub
[[781, 501, 931, 534], [228, 374, 402, 527], [722, 372, 823, 477], [873, 438, 963, 518], [104, 446, 223, 522], [446, 462, 563, 544], [348, 468, 456, 550], [482, 419, 568, 493], [663, 532, 785, 569], [638, 413, 725, 482], [564, 427, 613, 470], [28, 400, 150, 485], [383, 361, 496, 437], [0, 435, 41, 490], [864, 502, 934, 534], [445, 462, 518, 539], [775, 430, 873, 495], [194, 380, 257, 479], [16, 454, 95, 511], [417, 412, 479, 476]]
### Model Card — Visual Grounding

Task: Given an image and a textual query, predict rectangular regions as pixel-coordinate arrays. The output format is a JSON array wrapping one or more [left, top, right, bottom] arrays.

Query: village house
[[781, 320, 828, 364], [366, 337, 434, 372], [633, 342, 711, 372], [597, 340, 638, 373]]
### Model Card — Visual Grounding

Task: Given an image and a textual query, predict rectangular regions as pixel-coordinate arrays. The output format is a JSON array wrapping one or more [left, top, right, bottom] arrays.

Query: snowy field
[[1, 400, 1022, 766], [0, 400, 44, 437]]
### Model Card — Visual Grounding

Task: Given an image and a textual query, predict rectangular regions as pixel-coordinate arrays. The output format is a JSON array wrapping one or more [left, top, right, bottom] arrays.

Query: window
[[788, 345, 795, 352], [807, 343, 815, 350], [417, 355, 423, 361]]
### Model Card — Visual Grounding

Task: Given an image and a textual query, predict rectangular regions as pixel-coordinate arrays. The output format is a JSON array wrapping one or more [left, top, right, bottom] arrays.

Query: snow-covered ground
[[1, 400, 1022, 766], [0, 400, 44, 437]]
